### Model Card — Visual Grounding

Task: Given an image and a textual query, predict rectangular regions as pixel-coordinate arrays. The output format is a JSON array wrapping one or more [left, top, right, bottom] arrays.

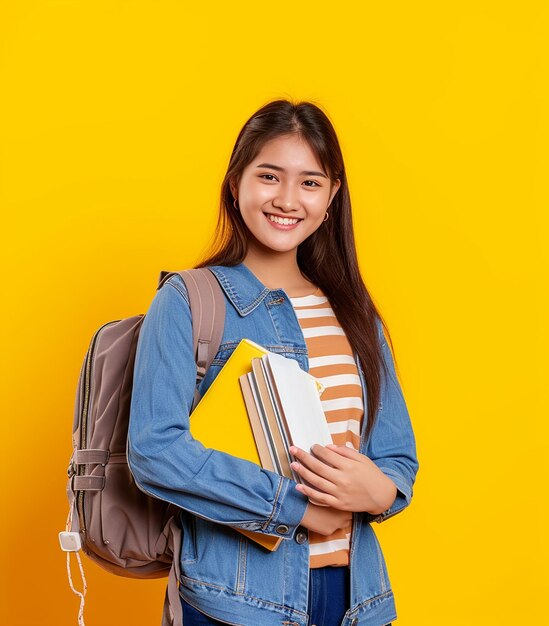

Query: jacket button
[[295, 531, 308, 544], [275, 524, 289, 535], [351, 619, 358, 626]]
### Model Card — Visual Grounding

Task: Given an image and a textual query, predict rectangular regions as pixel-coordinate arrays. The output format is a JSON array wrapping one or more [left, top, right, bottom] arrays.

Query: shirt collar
[[208, 263, 274, 316]]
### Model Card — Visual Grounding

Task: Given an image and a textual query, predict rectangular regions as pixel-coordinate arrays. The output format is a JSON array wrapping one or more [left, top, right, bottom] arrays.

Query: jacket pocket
[[180, 516, 244, 592]]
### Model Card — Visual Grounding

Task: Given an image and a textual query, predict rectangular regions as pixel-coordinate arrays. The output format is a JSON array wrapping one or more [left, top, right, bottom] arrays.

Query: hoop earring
[[233, 198, 239, 211], [323, 211, 329, 222]]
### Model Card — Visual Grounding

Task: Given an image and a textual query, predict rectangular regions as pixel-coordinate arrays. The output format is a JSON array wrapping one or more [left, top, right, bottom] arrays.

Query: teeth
[[267, 214, 300, 225]]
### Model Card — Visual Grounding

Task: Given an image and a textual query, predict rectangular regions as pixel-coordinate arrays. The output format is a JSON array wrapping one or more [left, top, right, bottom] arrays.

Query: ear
[[229, 178, 239, 200], [329, 178, 341, 205]]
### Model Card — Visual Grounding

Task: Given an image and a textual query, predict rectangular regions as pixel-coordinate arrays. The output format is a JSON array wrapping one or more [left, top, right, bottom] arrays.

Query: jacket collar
[[208, 263, 274, 316]]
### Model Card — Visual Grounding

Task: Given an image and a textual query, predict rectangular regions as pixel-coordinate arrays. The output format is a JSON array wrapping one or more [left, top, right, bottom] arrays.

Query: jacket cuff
[[231, 476, 309, 539], [368, 466, 413, 524]]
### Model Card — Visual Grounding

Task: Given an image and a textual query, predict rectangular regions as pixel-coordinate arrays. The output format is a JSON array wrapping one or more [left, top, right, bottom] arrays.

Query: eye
[[259, 174, 278, 181], [304, 180, 320, 187]]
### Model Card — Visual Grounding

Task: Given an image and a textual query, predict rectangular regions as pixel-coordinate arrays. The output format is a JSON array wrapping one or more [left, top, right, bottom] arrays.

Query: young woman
[[128, 99, 419, 626]]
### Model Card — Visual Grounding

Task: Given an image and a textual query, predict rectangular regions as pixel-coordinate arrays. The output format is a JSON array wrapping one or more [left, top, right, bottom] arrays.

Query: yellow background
[[1, 1, 547, 624]]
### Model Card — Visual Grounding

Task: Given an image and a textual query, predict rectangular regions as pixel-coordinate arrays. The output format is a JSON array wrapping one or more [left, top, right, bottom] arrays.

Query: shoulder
[[142, 273, 192, 324], [162, 272, 190, 304], [162, 266, 227, 307]]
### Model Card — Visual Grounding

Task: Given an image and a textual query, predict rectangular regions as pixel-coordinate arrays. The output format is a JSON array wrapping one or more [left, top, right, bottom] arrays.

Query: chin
[[264, 243, 299, 254], [252, 237, 300, 254]]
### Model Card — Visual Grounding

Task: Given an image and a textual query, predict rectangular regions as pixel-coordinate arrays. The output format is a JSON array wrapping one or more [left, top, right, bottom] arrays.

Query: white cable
[[64, 502, 87, 625], [66, 551, 87, 626]]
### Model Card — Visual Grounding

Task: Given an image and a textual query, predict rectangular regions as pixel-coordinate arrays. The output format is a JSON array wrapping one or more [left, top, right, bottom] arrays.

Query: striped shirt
[[289, 287, 364, 568]]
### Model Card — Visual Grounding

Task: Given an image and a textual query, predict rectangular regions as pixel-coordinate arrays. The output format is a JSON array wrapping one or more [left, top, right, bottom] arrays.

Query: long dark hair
[[195, 98, 395, 442]]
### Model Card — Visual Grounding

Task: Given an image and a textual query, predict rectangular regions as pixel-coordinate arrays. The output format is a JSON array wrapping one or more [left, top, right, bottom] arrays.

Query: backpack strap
[[178, 269, 225, 382], [157, 267, 226, 411]]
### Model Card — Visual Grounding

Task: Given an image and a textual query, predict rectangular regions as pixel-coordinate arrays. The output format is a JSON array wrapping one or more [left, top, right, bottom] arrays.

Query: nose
[[273, 184, 301, 212]]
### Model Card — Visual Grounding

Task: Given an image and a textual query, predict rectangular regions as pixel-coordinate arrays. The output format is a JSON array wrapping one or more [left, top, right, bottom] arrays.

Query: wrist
[[368, 475, 398, 515]]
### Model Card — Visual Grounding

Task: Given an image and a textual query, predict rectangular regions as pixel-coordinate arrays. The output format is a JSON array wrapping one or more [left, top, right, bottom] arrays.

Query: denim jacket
[[128, 263, 419, 626]]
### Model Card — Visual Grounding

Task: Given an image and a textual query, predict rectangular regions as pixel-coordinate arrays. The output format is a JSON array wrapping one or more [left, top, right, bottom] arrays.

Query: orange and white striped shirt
[[289, 286, 364, 568]]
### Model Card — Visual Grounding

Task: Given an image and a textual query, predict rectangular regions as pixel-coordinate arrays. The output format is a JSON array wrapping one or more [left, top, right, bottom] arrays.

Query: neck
[[242, 247, 310, 292]]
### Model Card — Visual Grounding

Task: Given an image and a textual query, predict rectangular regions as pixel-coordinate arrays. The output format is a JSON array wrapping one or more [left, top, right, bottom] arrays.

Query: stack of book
[[190, 337, 332, 550], [239, 347, 332, 481]]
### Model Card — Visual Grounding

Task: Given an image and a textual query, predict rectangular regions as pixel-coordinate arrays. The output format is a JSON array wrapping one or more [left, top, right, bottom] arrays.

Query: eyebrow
[[255, 163, 328, 179]]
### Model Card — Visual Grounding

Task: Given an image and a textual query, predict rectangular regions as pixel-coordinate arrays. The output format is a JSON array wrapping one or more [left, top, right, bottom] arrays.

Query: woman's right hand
[[299, 503, 353, 536]]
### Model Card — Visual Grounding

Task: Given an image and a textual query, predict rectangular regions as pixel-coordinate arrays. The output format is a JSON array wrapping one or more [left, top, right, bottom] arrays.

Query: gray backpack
[[61, 268, 226, 626]]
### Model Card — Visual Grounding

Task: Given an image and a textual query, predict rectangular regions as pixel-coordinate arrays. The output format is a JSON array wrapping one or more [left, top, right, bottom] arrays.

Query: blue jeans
[[180, 566, 392, 625]]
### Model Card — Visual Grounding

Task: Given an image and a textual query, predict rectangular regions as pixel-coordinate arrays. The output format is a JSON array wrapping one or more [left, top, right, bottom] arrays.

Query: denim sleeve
[[127, 277, 308, 539], [364, 319, 420, 524]]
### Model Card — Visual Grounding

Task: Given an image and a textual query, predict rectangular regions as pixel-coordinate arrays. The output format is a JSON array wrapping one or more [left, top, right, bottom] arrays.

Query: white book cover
[[261, 351, 332, 453]]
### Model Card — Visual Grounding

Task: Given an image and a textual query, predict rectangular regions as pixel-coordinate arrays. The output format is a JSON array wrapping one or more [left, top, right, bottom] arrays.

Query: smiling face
[[232, 134, 340, 259]]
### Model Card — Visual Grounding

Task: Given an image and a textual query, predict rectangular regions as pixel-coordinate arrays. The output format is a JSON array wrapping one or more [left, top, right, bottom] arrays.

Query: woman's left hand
[[289, 444, 398, 514]]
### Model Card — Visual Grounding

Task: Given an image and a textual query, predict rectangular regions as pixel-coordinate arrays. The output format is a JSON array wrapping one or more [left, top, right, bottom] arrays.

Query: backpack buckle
[[67, 460, 77, 478], [196, 338, 210, 382]]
